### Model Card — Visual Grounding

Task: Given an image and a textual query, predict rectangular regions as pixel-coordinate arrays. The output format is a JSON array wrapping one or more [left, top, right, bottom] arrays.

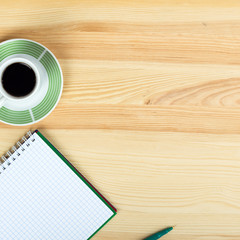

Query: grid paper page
[[0, 132, 114, 240]]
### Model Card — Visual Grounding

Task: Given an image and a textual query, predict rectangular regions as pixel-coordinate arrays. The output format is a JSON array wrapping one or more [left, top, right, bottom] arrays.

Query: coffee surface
[[2, 62, 36, 97]]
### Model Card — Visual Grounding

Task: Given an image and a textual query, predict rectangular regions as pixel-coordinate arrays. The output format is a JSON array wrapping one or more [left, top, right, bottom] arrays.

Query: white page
[[0, 132, 114, 240]]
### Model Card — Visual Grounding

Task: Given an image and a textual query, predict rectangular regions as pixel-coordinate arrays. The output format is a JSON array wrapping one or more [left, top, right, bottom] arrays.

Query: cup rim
[[0, 57, 40, 101]]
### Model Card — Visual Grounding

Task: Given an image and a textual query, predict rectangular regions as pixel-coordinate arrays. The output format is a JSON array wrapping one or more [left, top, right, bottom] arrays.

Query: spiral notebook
[[0, 130, 116, 240]]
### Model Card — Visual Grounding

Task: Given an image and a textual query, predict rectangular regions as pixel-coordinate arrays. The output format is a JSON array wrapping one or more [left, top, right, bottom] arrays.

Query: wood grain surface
[[1, 0, 240, 239]]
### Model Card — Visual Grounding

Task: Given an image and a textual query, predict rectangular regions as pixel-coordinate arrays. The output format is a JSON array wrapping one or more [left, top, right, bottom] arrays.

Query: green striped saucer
[[0, 39, 63, 126]]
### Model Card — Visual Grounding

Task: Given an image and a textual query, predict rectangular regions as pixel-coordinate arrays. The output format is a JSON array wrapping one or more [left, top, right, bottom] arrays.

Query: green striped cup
[[0, 39, 63, 126]]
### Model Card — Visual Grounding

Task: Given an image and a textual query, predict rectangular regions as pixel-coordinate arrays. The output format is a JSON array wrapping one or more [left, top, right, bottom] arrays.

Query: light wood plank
[[1, 0, 240, 239], [1, 129, 240, 239]]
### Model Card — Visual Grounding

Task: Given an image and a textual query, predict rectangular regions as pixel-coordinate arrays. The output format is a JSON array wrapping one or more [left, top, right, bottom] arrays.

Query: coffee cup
[[0, 57, 40, 107], [0, 38, 63, 126]]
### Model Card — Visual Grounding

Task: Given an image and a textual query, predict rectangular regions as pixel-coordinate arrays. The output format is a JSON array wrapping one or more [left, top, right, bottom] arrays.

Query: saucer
[[0, 39, 63, 126]]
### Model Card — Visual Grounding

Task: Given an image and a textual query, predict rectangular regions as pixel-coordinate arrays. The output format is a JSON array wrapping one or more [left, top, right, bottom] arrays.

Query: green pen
[[144, 227, 174, 240]]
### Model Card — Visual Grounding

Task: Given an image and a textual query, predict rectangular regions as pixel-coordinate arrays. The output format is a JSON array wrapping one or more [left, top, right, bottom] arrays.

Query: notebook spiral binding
[[0, 131, 36, 174]]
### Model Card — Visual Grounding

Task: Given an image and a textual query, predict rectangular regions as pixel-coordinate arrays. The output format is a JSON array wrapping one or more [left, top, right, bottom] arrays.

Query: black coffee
[[2, 62, 36, 97]]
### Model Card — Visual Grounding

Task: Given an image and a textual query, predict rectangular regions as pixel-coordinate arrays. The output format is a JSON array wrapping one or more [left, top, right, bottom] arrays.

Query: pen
[[144, 227, 174, 240]]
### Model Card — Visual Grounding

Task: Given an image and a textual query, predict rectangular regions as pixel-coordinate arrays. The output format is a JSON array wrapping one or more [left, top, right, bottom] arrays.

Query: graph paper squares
[[0, 132, 114, 240]]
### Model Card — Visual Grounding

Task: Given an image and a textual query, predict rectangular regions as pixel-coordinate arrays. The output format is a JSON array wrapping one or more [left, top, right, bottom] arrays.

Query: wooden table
[[1, 0, 240, 239]]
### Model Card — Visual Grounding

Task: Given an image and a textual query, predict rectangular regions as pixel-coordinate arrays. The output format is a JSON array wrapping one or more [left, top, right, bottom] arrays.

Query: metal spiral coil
[[0, 130, 36, 174]]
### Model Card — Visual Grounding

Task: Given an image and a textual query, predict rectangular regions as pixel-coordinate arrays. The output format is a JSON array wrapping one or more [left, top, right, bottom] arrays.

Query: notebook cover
[[35, 130, 116, 239]]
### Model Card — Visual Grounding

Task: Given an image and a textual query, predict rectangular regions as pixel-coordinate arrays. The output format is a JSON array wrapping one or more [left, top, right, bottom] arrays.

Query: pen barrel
[[144, 227, 173, 240]]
